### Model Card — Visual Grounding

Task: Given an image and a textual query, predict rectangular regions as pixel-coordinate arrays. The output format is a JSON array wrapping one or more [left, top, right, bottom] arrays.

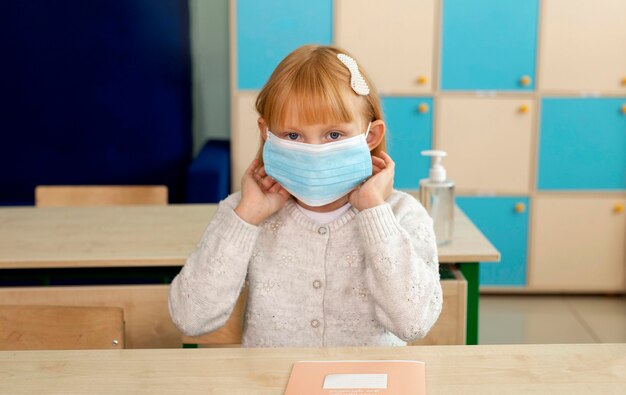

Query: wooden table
[[0, 344, 623, 394], [0, 204, 215, 268], [0, 204, 499, 344]]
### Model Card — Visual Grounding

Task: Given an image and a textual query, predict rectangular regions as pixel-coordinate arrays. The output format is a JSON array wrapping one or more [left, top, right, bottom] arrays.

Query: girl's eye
[[328, 131, 341, 140], [286, 132, 299, 140]]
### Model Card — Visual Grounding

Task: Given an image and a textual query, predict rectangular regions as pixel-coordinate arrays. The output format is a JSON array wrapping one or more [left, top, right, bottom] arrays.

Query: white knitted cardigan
[[169, 190, 442, 347]]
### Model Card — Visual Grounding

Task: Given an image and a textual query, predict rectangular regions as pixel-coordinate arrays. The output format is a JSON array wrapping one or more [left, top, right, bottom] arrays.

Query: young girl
[[169, 45, 442, 347]]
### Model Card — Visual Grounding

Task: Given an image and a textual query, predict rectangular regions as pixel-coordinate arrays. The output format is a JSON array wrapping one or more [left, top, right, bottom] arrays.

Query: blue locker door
[[236, 0, 332, 90], [382, 97, 433, 189], [456, 197, 530, 286], [538, 98, 626, 190], [441, 0, 539, 91]]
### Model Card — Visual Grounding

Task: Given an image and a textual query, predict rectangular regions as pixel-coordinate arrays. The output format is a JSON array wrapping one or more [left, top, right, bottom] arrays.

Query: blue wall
[[0, 0, 192, 204]]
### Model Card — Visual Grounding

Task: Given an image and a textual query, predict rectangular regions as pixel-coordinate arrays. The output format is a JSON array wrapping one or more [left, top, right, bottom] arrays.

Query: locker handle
[[620, 104, 626, 114], [614, 203, 624, 214], [518, 104, 530, 114], [416, 75, 428, 85], [418, 103, 430, 114], [519, 75, 532, 87], [514, 202, 526, 213]]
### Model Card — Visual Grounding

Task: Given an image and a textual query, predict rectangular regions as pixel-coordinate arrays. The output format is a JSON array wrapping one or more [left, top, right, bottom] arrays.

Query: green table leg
[[458, 262, 479, 345]]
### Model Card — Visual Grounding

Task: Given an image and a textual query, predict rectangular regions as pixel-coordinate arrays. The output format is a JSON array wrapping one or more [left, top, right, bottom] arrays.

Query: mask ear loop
[[364, 121, 372, 139]]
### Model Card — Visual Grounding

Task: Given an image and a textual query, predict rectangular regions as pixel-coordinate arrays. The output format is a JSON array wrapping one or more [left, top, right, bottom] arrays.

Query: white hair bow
[[337, 53, 370, 96]]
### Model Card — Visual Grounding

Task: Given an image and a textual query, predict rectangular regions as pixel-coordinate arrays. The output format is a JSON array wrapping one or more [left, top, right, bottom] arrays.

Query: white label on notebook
[[323, 374, 388, 389]]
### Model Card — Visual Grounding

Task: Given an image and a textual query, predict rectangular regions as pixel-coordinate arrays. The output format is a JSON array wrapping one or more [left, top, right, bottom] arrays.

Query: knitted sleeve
[[356, 194, 443, 342], [168, 193, 260, 336]]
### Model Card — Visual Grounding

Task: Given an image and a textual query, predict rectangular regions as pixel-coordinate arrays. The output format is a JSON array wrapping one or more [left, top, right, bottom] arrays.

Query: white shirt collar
[[295, 202, 352, 225]]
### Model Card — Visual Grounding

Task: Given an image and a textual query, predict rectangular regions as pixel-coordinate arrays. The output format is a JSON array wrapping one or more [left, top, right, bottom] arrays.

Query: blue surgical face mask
[[263, 123, 373, 207]]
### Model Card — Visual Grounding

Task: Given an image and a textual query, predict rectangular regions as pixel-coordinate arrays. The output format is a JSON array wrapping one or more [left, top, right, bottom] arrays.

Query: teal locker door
[[456, 197, 529, 286], [382, 97, 433, 189], [538, 98, 626, 190], [236, 0, 332, 90], [441, 0, 539, 91]]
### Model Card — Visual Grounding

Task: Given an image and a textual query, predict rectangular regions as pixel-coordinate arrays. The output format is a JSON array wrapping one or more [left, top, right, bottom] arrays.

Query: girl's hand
[[235, 159, 291, 225], [349, 151, 395, 211]]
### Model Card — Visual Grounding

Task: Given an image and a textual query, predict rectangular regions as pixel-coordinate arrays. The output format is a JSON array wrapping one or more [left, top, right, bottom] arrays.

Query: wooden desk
[[0, 204, 498, 267], [0, 204, 215, 268], [0, 204, 499, 344], [0, 344, 623, 394]]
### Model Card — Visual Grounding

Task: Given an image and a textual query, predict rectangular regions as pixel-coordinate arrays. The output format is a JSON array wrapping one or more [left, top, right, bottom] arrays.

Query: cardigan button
[[310, 319, 320, 328], [318, 227, 327, 235], [313, 280, 322, 289]]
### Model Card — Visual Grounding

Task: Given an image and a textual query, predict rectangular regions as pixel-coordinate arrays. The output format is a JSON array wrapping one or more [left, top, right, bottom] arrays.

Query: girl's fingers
[[277, 186, 291, 199], [260, 175, 276, 190], [379, 151, 395, 168], [372, 155, 385, 163], [245, 159, 259, 177], [255, 166, 275, 190], [247, 158, 259, 172], [268, 183, 289, 198], [372, 156, 386, 168], [268, 182, 282, 194]]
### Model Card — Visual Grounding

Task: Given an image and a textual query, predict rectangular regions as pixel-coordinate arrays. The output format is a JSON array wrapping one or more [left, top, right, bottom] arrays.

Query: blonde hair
[[255, 45, 386, 162]]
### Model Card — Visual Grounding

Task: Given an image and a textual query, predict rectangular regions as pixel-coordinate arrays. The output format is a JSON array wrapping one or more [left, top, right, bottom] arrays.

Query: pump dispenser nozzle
[[421, 150, 448, 182]]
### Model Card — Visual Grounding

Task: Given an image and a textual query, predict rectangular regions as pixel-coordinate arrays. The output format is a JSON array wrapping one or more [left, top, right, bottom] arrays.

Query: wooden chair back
[[182, 286, 248, 347], [35, 185, 168, 207], [0, 305, 125, 350]]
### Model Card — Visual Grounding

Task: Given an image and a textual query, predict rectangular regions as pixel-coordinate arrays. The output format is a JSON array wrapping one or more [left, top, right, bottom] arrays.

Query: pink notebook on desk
[[284, 360, 425, 395]]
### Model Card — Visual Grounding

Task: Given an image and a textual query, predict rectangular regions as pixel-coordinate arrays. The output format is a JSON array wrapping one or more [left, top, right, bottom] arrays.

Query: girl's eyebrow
[[324, 124, 351, 130], [281, 124, 351, 132]]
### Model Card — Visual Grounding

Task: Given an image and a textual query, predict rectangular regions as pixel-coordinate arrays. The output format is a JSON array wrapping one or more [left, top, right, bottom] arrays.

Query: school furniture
[[0, 203, 499, 347], [0, 305, 124, 350], [35, 186, 169, 207], [1, 1, 229, 206], [0, 286, 175, 350], [1, 343, 624, 394], [229, 0, 626, 293]]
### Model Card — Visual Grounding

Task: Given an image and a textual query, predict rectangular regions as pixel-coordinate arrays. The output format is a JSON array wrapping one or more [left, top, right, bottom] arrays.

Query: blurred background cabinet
[[440, 0, 539, 91], [235, 0, 332, 90], [435, 96, 535, 194], [538, 98, 626, 191], [383, 97, 434, 189], [538, 0, 626, 94], [529, 195, 626, 292], [456, 197, 530, 287], [231, 92, 260, 188], [335, 0, 437, 95]]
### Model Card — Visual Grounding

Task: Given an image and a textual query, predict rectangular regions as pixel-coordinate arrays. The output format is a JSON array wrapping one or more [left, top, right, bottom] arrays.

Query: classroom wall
[[189, 0, 230, 154], [0, 0, 238, 204], [0, 0, 194, 204], [0, 0, 227, 157]]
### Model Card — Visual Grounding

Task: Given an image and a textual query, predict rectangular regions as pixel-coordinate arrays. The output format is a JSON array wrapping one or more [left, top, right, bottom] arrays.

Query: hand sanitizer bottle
[[419, 150, 454, 246]]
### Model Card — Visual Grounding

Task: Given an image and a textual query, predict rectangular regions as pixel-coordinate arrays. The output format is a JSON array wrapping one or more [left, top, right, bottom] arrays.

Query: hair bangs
[[267, 61, 355, 130]]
